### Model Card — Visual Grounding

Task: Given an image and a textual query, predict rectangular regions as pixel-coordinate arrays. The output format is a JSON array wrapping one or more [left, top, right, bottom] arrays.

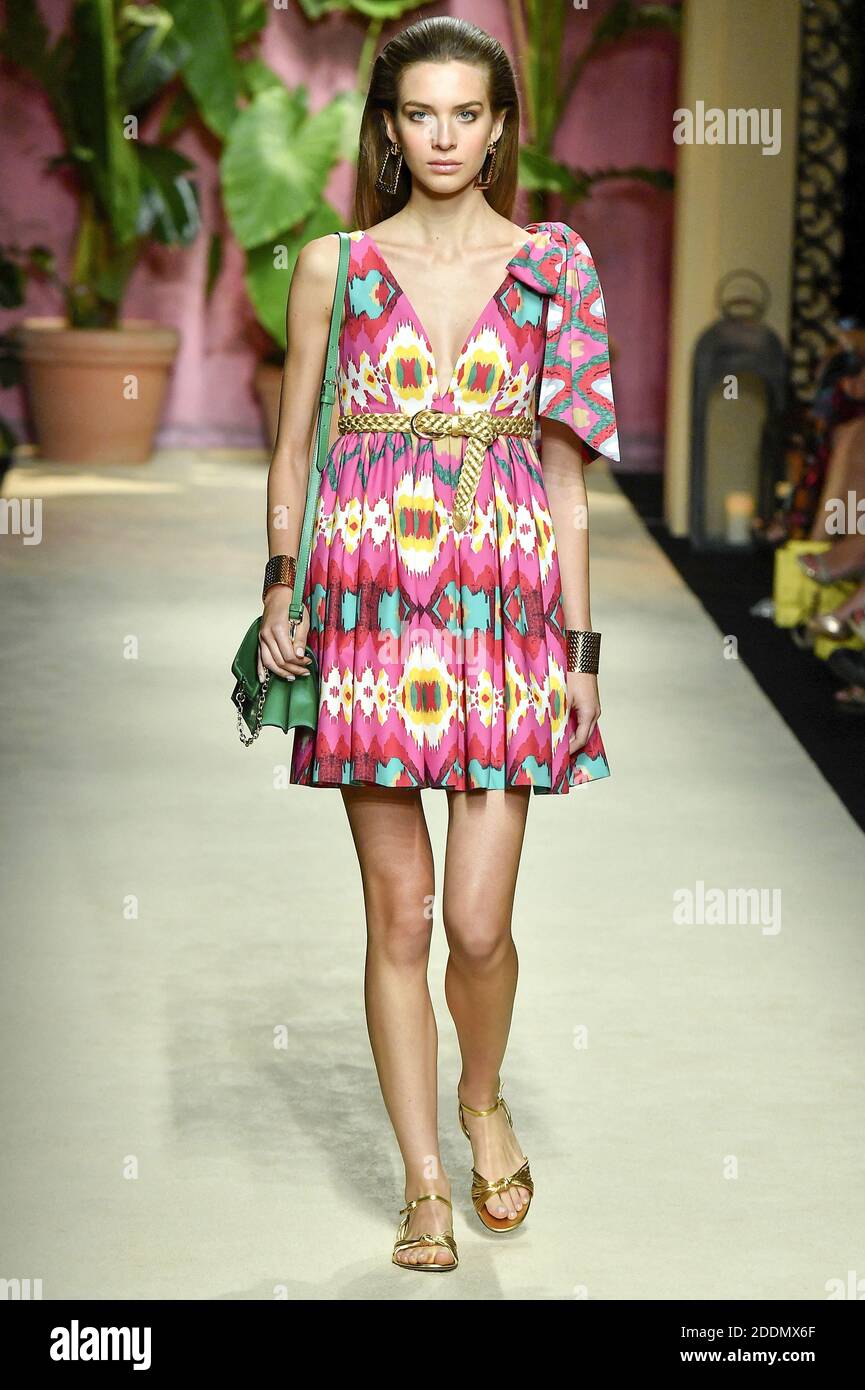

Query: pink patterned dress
[[289, 219, 619, 793]]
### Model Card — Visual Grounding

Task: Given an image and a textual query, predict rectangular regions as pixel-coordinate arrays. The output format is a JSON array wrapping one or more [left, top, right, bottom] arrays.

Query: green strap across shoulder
[[289, 230, 350, 626]]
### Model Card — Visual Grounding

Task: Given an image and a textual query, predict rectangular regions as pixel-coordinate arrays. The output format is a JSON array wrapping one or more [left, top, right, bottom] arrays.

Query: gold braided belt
[[337, 409, 535, 533]]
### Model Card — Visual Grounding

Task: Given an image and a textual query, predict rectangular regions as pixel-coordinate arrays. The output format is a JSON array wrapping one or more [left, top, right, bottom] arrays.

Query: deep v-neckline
[[361, 228, 538, 401]]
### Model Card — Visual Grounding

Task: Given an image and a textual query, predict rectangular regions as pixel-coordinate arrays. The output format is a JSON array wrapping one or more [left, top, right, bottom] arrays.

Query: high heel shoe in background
[[806, 611, 853, 639], [457, 1083, 534, 1233]]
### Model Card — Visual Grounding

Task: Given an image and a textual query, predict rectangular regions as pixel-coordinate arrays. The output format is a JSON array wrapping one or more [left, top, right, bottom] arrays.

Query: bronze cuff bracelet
[[263, 553, 297, 599], [566, 629, 601, 674]]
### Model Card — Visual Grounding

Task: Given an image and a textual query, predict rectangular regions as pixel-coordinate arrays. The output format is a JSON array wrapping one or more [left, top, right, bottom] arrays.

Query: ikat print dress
[[289, 220, 619, 793]]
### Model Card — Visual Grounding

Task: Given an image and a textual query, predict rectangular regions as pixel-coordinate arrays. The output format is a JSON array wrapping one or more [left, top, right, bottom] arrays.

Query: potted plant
[[0, 0, 202, 464]]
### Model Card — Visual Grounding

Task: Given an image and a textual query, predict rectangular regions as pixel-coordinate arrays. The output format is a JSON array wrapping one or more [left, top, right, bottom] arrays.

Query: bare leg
[[339, 785, 454, 1267], [803, 533, 865, 576], [441, 787, 533, 1222], [809, 417, 865, 543]]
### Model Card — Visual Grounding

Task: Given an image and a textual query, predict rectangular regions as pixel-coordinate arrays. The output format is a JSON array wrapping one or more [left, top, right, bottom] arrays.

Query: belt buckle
[[410, 410, 434, 439]]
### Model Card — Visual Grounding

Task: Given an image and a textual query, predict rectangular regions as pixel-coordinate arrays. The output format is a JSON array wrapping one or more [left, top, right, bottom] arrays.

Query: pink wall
[[0, 0, 678, 469]]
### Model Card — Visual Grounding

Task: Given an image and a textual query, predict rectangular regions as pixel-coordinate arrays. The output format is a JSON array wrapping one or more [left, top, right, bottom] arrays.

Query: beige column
[[664, 0, 802, 537]]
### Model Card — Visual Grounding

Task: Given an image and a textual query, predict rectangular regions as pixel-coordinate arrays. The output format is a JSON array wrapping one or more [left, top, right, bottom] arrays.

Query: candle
[[725, 490, 755, 545]]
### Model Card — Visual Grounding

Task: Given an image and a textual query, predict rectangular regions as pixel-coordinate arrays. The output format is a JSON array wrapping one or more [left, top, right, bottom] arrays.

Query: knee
[[442, 903, 512, 970], [365, 876, 434, 967]]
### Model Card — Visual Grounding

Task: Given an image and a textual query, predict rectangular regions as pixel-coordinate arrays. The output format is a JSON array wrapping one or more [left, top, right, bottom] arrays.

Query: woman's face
[[383, 60, 504, 193]]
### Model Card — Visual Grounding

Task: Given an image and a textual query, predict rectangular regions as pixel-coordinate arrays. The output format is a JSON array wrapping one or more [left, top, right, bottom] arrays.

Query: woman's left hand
[[567, 671, 600, 754]]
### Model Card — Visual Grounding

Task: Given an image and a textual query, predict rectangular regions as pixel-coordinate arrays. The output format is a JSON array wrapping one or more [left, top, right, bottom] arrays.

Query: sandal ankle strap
[[458, 1080, 504, 1119], [399, 1192, 452, 1217], [458, 1084, 513, 1137]]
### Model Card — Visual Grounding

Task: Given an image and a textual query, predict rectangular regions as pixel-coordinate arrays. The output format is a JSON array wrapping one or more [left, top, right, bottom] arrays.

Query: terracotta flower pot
[[254, 360, 284, 452], [15, 317, 180, 464]]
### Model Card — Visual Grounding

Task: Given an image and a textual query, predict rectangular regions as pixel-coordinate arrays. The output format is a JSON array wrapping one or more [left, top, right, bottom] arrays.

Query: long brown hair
[[354, 16, 520, 230]]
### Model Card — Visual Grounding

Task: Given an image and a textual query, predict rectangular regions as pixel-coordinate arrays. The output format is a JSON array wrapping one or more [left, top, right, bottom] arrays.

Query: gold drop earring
[[473, 140, 499, 189], [376, 140, 404, 195]]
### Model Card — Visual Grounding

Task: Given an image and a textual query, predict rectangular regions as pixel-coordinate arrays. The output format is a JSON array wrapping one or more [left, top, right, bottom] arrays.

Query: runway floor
[[1, 448, 863, 1300]]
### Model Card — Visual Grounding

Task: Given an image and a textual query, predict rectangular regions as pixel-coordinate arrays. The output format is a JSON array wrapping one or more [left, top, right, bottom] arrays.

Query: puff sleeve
[[532, 221, 620, 464]]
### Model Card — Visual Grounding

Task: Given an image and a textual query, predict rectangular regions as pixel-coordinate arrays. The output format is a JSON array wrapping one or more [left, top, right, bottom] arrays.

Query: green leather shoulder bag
[[231, 230, 350, 746]]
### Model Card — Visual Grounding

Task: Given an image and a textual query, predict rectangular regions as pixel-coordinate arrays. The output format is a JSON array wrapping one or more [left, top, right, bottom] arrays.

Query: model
[[256, 15, 619, 1271]]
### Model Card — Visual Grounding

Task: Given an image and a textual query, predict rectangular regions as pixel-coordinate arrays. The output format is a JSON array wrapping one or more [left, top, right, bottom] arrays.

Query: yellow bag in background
[[772, 539, 864, 657]]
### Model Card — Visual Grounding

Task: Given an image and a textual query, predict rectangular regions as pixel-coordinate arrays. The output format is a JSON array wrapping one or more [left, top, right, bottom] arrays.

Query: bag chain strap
[[235, 671, 271, 747]]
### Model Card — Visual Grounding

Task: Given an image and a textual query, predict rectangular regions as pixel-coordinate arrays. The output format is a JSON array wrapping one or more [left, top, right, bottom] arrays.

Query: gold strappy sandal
[[458, 1083, 534, 1233], [392, 1192, 459, 1271]]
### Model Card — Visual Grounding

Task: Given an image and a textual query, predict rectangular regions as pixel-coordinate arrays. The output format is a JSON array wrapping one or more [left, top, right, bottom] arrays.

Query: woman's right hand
[[257, 586, 313, 682]]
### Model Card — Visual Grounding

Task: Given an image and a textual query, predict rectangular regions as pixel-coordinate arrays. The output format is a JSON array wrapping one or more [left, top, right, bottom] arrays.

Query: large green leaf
[[590, 0, 682, 50], [136, 145, 201, 243], [589, 163, 674, 191], [518, 147, 587, 199], [0, 1, 74, 144], [68, 0, 140, 245], [331, 87, 366, 162], [0, 0, 51, 78], [222, 0, 269, 44], [118, 6, 190, 110], [221, 86, 345, 249], [244, 201, 344, 348], [519, 146, 673, 200], [238, 56, 285, 99], [160, 0, 243, 138]]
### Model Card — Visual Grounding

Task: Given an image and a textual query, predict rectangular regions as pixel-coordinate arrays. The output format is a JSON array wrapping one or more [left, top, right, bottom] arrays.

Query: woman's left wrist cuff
[[566, 629, 601, 673]]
